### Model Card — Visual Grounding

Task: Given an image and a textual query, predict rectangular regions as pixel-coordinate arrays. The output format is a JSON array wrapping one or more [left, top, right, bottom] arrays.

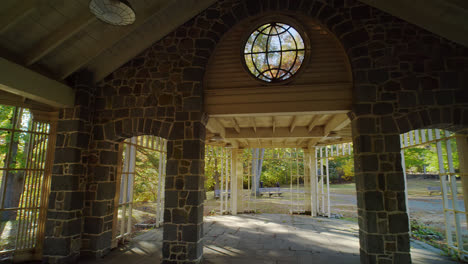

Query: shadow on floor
[[83, 214, 459, 264]]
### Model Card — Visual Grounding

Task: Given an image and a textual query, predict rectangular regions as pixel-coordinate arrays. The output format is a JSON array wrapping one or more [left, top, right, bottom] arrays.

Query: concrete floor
[[84, 214, 459, 264]]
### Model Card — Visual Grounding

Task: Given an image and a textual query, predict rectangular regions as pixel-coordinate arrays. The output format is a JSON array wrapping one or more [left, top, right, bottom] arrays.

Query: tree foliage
[[132, 147, 162, 203]]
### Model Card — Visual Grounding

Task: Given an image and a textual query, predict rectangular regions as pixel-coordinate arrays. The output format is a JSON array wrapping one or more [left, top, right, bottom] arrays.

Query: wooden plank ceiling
[[0, 0, 216, 83], [206, 113, 352, 149], [0, 0, 466, 86]]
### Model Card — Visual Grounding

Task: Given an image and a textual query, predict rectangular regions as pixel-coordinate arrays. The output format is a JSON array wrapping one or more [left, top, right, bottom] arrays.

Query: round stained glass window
[[244, 22, 306, 83]]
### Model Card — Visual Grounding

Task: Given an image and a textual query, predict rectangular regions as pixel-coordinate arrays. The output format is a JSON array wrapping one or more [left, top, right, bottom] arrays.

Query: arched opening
[[400, 128, 468, 261], [111, 135, 167, 247]]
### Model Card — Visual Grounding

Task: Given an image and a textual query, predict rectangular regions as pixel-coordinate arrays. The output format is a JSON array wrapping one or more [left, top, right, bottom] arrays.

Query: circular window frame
[[240, 15, 311, 85]]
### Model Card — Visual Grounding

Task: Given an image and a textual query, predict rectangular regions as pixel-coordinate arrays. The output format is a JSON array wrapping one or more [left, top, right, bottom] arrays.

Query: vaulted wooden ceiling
[[0, 0, 216, 82], [0, 0, 467, 110], [0, 0, 467, 146]]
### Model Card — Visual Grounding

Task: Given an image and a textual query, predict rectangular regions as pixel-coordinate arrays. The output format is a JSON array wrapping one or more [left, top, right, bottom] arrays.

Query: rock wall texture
[[43, 0, 468, 263]]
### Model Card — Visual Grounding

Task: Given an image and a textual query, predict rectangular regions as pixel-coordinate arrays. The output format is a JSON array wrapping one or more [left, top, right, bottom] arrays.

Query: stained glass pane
[[244, 22, 305, 82]]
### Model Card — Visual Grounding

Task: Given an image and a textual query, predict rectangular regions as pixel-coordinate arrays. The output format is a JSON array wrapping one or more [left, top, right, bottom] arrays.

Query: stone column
[[163, 121, 205, 263], [303, 149, 312, 214], [456, 135, 468, 224], [353, 118, 410, 264], [80, 138, 118, 258], [43, 71, 94, 263]]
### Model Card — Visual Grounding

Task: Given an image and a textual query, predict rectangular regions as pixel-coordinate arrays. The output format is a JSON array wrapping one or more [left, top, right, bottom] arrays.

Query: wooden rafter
[[251, 117, 257, 133], [290, 116, 298, 133], [206, 117, 226, 138], [58, 0, 170, 79], [225, 126, 324, 139], [324, 114, 351, 137], [25, 11, 96, 66], [307, 115, 320, 132], [272, 116, 276, 133], [0, 57, 74, 108], [0, 1, 36, 34], [231, 117, 241, 134]]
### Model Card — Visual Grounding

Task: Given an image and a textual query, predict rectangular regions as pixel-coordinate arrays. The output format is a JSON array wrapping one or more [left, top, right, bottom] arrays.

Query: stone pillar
[[303, 149, 312, 214], [456, 135, 468, 223], [80, 138, 118, 258], [353, 118, 410, 264], [163, 121, 205, 263], [43, 71, 94, 263]]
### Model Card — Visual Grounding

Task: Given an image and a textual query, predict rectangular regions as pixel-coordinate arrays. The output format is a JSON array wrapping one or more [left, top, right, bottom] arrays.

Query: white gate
[[113, 135, 166, 245], [313, 143, 352, 217], [401, 129, 468, 259]]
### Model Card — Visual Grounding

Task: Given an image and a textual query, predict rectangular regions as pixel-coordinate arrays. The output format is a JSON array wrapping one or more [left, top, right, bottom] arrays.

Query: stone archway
[[42, 1, 468, 263]]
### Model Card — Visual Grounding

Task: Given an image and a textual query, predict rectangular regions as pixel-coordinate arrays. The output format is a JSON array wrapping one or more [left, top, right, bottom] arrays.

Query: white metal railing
[[313, 143, 353, 217], [400, 129, 468, 259], [114, 135, 166, 244], [205, 146, 232, 215]]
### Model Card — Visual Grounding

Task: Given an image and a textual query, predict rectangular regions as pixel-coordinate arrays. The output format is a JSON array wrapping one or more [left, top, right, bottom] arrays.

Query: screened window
[[0, 105, 55, 261], [244, 22, 306, 82]]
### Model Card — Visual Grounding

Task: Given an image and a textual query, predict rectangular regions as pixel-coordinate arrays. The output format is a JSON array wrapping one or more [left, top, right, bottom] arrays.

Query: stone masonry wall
[[43, 70, 95, 263], [44, 0, 468, 263]]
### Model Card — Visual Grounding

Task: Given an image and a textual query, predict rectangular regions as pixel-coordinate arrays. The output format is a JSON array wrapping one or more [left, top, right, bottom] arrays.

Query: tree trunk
[[251, 148, 265, 197], [213, 158, 220, 196]]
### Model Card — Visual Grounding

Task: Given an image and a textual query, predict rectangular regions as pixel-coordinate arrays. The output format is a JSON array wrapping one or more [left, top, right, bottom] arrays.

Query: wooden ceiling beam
[[251, 117, 257, 133], [58, 0, 171, 79], [206, 117, 226, 138], [324, 114, 351, 137], [307, 139, 321, 148], [0, 1, 36, 34], [290, 116, 298, 133], [231, 117, 241, 134], [89, 0, 217, 81], [272, 116, 276, 133], [25, 11, 96, 66], [307, 116, 320, 132], [0, 57, 74, 108], [239, 141, 309, 149], [225, 126, 324, 139]]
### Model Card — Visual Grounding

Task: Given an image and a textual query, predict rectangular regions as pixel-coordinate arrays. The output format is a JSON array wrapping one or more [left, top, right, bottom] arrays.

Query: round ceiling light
[[89, 0, 136, 26]]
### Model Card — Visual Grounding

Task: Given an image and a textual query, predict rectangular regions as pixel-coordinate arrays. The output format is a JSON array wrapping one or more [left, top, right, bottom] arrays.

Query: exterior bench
[[427, 186, 442, 195], [259, 187, 282, 197], [214, 189, 230, 199]]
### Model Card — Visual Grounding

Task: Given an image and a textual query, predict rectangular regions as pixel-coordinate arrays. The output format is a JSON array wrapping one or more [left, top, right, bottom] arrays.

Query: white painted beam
[[290, 116, 298, 133], [206, 117, 226, 138], [308, 116, 319, 132], [251, 117, 257, 133], [231, 118, 241, 134], [324, 114, 350, 137], [0, 57, 74, 108], [272, 116, 276, 133], [225, 126, 325, 139]]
